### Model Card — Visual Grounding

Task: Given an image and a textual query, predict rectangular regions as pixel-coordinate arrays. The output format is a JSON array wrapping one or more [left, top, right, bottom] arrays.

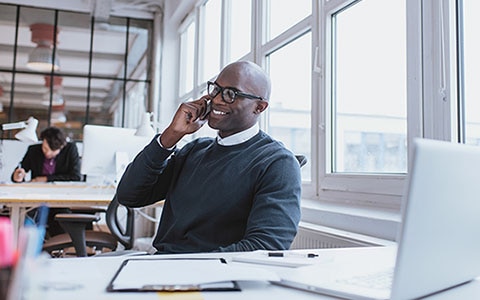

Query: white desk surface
[[22, 247, 480, 300]]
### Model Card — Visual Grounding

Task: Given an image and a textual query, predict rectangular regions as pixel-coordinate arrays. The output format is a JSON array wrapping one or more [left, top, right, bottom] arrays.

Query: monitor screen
[[81, 125, 152, 184]]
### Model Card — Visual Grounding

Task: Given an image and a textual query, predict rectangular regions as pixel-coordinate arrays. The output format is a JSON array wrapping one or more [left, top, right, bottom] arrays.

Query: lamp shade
[[27, 44, 60, 71], [26, 24, 60, 72], [135, 112, 155, 136], [15, 117, 39, 144]]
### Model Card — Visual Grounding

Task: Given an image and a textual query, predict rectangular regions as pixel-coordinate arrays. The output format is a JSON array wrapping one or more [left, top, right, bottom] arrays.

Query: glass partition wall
[[0, 3, 153, 140]]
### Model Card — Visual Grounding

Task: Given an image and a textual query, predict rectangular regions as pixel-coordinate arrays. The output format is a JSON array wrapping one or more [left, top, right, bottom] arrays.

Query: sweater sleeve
[[216, 153, 302, 252], [116, 135, 177, 208]]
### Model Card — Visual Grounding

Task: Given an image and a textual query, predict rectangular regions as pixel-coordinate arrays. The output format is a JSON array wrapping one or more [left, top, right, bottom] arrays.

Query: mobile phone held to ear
[[200, 100, 211, 120]]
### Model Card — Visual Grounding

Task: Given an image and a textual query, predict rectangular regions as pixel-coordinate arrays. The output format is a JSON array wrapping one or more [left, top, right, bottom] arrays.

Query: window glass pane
[[19, 7, 56, 73], [0, 5, 17, 70], [10, 73, 49, 130], [124, 80, 148, 129], [179, 21, 195, 95], [268, 0, 311, 41], [89, 78, 117, 126], [92, 17, 127, 78], [0, 4, 152, 139], [202, 0, 222, 82], [58, 11, 91, 75], [268, 32, 312, 181], [0, 72, 12, 126], [59, 77, 88, 140], [127, 20, 151, 81], [462, 1, 480, 146], [228, 0, 251, 62], [333, 0, 407, 173]]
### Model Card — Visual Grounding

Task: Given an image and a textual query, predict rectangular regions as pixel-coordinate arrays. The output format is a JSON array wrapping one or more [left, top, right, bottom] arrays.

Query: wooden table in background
[[0, 182, 116, 245]]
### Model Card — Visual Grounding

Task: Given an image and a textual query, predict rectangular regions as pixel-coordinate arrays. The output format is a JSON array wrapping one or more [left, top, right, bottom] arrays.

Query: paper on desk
[[107, 258, 280, 292]]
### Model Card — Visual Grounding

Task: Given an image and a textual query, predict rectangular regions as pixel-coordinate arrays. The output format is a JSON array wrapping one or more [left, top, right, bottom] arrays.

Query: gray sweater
[[117, 131, 301, 253]]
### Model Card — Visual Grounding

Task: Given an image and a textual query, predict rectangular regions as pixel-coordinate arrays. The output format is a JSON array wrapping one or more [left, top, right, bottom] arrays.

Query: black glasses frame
[[207, 81, 265, 103]]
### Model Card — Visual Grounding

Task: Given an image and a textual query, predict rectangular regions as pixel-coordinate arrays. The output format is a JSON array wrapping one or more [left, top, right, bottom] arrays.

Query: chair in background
[[295, 154, 307, 168], [42, 194, 135, 257]]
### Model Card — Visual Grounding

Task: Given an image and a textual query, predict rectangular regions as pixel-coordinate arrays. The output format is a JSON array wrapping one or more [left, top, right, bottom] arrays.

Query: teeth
[[212, 109, 226, 115]]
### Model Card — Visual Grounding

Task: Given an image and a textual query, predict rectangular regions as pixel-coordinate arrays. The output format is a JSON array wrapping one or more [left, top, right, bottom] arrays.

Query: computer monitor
[[80, 125, 152, 184]]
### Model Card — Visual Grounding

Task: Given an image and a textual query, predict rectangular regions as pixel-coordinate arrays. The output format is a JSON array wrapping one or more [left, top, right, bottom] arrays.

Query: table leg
[[9, 206, 20, 247]]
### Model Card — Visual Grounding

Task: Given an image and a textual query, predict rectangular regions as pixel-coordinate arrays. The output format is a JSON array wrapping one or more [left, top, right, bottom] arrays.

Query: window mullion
[[420, 0, 458, 142]]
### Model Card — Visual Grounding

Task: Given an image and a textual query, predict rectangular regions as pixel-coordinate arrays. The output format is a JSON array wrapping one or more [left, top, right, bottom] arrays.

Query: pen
[[15, 163, 25, 182], [268, 252, 319, 258]]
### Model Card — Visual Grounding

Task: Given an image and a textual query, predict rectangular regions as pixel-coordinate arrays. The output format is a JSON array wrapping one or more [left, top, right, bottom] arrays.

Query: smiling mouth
[[211, 109, 227, 115]]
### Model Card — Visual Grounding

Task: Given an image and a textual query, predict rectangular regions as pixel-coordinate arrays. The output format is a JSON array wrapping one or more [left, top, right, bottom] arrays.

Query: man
[[12, 126, 81, 183], [12, 126, 82, 236], [117, 61, 301, 253]]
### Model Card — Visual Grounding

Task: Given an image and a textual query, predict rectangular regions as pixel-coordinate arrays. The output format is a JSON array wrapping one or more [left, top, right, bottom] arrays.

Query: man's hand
[[13, 168, 26, 182], [160, 97, 210, 148]]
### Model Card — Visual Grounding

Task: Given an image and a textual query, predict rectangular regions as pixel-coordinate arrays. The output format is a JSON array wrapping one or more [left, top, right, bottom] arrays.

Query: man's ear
[[254, 101, 268, 114]]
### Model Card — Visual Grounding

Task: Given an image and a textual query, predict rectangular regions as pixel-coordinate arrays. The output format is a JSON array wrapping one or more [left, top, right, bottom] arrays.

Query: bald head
[[218, 61, 271, 102], [207, 61, 271, 137]]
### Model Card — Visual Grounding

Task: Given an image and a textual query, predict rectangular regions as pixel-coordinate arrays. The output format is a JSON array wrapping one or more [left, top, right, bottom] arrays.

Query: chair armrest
[[54, 213, 100, 223], [70, 207, 106, 214], [53, 213, 101, 257]]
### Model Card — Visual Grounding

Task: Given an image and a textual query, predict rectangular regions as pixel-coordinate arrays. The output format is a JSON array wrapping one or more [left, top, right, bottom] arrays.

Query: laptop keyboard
[[336, 268, 393, 290]]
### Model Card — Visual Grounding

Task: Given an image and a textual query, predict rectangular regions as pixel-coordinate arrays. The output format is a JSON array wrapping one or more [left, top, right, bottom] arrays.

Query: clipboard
[[107, 257, 278, 292]]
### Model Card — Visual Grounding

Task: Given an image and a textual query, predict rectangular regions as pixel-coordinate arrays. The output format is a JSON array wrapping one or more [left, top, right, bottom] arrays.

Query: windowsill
[[300, 198, 402, 241]]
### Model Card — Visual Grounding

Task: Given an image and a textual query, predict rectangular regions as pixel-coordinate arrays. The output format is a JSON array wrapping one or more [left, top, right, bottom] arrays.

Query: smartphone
[[200, 99, 211, 120]]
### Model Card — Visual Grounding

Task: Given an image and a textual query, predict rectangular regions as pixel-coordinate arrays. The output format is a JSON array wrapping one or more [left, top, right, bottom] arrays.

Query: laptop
[[278, 138, 480, 299]]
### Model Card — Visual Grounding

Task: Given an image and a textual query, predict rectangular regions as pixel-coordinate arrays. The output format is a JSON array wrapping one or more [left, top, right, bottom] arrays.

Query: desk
[[21, 247, 480, 300], [0, 183, 115, 244]]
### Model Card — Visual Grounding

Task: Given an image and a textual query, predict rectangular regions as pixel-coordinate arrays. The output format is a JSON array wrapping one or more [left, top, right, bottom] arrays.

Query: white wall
[[0, 140, 32, 183]]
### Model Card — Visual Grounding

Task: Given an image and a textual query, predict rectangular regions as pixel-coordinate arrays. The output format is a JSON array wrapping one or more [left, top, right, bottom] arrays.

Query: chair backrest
[[295, 155, 307, 168], [106, 194, 135, 249]]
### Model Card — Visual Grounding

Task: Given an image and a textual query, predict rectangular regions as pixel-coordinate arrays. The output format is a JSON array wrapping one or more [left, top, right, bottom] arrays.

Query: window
[[267, 0, 311, 41], [228, 0, 252, 62], [173, 0, 477, 215], [0, 4, 153, 140], [331, 0, 407, 173], [179, 18, 195, 96], [267, 32, 312, 181], [201, 0, 222, 82]]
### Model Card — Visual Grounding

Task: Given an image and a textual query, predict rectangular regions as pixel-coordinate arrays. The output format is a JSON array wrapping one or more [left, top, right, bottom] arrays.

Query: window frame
[[316, 0, 406, 208]]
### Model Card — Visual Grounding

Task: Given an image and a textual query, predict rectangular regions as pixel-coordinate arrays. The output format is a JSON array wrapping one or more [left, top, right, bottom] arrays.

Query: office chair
[[295, 154, 307, 168], [42, 194, 135, 257]]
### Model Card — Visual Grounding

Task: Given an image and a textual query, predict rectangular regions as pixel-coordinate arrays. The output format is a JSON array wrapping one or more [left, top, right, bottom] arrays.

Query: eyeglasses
[[207, 81, 265, 104]]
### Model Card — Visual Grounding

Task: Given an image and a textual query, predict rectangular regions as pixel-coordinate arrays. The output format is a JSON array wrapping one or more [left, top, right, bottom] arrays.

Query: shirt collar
[[216, 123, 259, 146]]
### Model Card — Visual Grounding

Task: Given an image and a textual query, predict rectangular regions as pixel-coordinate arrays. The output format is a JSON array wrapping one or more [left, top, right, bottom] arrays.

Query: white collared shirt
[[158, 123, 260, 149], [216, 123, 259, 146]]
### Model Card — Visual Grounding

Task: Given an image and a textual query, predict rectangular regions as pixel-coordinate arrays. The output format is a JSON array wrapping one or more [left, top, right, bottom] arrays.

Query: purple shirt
[[42, 158, 56, 175]]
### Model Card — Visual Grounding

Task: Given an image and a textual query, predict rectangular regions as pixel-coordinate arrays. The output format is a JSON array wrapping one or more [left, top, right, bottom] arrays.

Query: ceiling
[[0, 0, 163, 126]]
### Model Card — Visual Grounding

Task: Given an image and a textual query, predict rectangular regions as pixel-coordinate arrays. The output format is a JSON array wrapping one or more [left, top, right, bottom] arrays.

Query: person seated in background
[[12, 126, 81, 183], [11, 126, 82, 236], [117, 61, 302, 254]]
